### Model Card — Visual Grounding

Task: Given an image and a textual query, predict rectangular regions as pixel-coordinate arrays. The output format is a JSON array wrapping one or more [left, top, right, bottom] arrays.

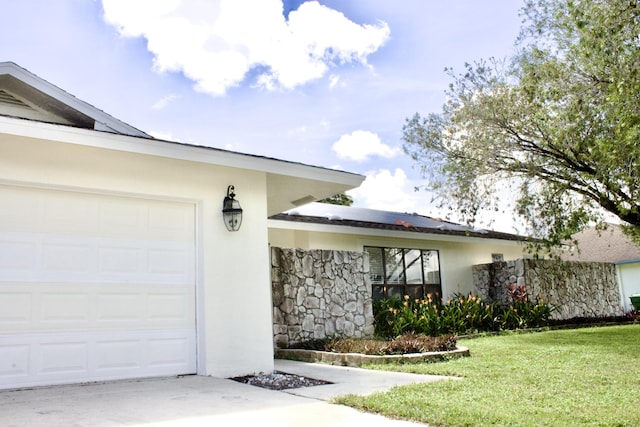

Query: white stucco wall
[[268, 227, 525, 298], [617, 262, 640, 312], [0, 132, 274, 378]]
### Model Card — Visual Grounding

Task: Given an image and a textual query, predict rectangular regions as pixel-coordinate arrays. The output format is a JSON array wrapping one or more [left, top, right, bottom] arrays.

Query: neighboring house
[[0, 62, 364, 390], [561, 224, 640, 312], [268, 203, 528, 300]]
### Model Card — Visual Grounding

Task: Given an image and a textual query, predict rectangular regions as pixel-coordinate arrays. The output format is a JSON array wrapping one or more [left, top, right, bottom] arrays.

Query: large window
[[365, 246, 441, 300]]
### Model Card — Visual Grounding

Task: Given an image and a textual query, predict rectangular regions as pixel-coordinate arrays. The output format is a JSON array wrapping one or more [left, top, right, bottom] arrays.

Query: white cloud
[[347, 168, 525, 233], [328, 74, 342, 89], [332, 130, 401, 162], [152, 94, 179, 109], [148, 130, 181, 141], [347, 168, 417, 212], [287, 125, 308, 136], [102, 0, 390, 96]]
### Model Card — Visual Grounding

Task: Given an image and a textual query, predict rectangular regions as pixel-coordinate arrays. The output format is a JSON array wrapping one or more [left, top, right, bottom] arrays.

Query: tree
[[403, 0, 640, 249], [318, 192, 354, 206]]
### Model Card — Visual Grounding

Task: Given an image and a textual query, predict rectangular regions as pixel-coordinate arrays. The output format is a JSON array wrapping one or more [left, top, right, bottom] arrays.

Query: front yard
[[336, 325, 640, 426]]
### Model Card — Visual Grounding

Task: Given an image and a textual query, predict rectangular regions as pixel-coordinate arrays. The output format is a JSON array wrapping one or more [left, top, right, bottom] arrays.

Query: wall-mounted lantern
[[222, 185, 243, 232]]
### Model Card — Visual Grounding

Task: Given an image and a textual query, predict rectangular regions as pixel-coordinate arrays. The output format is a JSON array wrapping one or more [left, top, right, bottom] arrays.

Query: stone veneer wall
[[271, 247, 375, 348], [473, 259, 623, 320]]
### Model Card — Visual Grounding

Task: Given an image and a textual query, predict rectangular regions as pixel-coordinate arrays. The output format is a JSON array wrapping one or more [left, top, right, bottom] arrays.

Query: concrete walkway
[[0, 360, 453, 426]]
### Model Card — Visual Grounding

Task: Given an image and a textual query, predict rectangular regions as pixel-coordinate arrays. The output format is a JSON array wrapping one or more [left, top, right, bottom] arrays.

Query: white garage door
[[0, 185, 197, 390]]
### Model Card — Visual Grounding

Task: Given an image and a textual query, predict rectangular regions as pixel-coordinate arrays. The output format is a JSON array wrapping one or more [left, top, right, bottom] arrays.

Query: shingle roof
[[269, 203, 529, 242], [560, 224, 640, 263]]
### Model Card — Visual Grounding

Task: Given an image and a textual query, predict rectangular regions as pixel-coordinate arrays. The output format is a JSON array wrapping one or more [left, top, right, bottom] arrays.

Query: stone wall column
[[473, 258, 623, 320], [272, 247, 374, 348]]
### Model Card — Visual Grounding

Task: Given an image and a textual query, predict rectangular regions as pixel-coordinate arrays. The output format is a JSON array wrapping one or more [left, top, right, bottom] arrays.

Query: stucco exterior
[[0, 62, 370, 389], [268, 225, 525, 298], [0, 126, 275, 378], [617, 262, 640, 312]]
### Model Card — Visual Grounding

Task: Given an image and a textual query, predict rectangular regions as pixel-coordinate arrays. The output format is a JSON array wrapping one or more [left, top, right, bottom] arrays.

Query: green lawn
[[335, 325, 640, 426]]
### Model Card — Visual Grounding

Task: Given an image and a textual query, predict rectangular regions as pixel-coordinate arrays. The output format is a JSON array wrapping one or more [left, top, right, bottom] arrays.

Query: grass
[[334, 325, 640, 426]]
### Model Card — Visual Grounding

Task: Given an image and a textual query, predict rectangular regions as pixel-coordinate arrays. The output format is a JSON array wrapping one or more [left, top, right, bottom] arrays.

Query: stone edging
[[275, 346, 470, 367]]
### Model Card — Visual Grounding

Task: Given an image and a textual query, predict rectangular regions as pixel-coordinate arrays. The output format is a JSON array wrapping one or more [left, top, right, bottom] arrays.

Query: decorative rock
[[280, 299, 294, 314], [305, 296, 320, 309], [296, 287, 307, 306], [473, 258, 622, 321], [329, 303, 345, 317], [343, 321, 355, 336], [271, 247, 374, 347], [325, 318, 336, 336], [344, 301, 357, 312], [303, 256, 314, 276], [302, 314, 315, 332], [273, 308, 283, 324]]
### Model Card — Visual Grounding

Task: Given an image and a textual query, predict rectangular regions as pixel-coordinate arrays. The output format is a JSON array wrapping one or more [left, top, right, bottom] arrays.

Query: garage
[[0, 184, 197, 389]]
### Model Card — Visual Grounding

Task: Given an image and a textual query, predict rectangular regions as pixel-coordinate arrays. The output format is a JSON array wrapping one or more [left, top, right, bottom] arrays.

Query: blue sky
[[1, 0, 524, 231]]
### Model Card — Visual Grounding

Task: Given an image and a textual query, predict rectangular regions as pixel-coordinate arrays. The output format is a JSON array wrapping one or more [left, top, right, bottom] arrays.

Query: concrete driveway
[[1, 360, 451, 426]]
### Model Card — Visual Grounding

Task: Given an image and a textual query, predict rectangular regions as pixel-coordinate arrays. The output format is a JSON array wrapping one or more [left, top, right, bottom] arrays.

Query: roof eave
[[267, 217, 527, 245], [0, 62, 150, 138], [0, 115, 364, 214]]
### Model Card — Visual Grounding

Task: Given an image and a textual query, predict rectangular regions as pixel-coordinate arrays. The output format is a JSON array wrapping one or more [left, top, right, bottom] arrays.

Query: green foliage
[[317, 193, 354, 206], [374, 291, 554, 338], [403, 0, 640, 249]]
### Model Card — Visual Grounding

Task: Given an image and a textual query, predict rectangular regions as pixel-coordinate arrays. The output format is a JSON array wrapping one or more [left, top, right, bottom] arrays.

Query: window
[[365, 246, 442, 300]]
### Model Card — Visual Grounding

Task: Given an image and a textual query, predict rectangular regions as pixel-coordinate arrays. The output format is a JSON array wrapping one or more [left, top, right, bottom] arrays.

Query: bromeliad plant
[[374, 288, 554, 339]]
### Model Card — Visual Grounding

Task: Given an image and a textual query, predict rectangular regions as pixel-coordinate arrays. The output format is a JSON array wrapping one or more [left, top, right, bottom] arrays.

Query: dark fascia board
[[269, 211, 530, 243]]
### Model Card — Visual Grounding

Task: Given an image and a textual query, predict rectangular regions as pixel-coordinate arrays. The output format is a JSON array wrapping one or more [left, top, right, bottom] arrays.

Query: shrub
[[374, 291, 554, 338], [286, 333, 457, 355]]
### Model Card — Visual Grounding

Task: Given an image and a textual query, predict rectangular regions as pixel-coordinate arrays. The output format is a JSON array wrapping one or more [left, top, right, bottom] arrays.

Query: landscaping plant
[[373, 289, 553, 338], [286, 333, 457, 355]]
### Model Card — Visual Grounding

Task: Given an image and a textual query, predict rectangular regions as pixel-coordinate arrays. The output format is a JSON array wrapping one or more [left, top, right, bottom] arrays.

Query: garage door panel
[[99, 200, 144, 234], [0, 186, 194, 240], [94, 339, 142, 371], [0, 330, 196, 389], [41, 293, 90, 323], [147, 336, 193, 368], [0, 292, 32, 324], [0, 238, 37, 271], [43, 242, 93, 273], [0, 344, 30, 379], [39, 341, 88, 374], [98, 247, 143, 274], [148, 204, 195, 239], [0, 235, 194, 284], [44, 195, 99, 233], [96, 293, 142, 321], [0, 189, 41, 230], [0, 284, 195, 332], [0, 185, 197, 389]]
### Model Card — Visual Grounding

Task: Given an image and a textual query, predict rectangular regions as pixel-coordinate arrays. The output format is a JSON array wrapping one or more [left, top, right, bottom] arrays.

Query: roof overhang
[[267, 217, 526, 246], [0, 115, 364, 215], [615, 259, 640, 266], [0, 62, 149, 137]]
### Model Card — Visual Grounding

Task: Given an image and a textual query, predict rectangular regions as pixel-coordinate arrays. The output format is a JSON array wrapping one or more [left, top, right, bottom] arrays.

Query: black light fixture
[[222, 185, 243, 231]]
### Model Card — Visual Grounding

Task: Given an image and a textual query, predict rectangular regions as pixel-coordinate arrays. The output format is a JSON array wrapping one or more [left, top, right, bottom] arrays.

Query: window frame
[[365, 246, 442, 300]]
